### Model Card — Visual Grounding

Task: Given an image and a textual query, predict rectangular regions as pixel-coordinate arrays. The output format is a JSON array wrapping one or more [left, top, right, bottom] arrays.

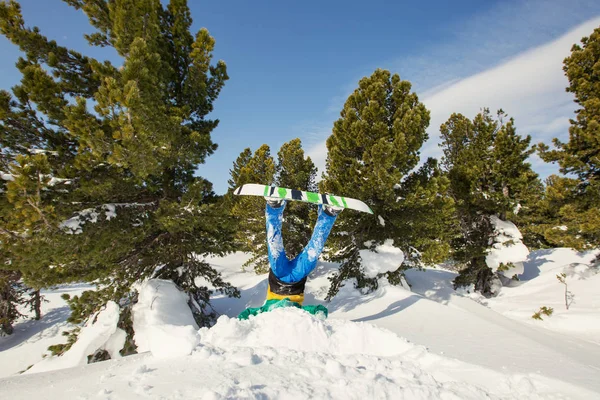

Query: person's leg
[[279, 204, 339, 283], [265, 201, 290, 278]]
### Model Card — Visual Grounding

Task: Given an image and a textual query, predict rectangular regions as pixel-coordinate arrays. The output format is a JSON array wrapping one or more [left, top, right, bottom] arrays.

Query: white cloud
[[308, 17, 600, 180], [390, 0, 600, 93], [421, 17, 600, 164]]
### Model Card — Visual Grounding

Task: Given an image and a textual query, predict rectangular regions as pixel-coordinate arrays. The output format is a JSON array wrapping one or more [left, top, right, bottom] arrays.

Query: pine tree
[[0, 269, 25, 335], [538, 26, 600, 255], [440, 109, 540, 296], [275, 138, 317, 259], [0, 0, 238, 345], [525, 175, 591, 249], [229, 145, 276, 273], [321, 69, 443, 299], [395, 158, 458, 264], [228, 148, 253, 190]]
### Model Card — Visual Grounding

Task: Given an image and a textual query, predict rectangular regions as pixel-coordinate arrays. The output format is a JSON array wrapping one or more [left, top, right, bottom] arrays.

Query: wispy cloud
[[420, 17, 600, 172], [306, 15, 600, 180], [391, 0, 600, 93]]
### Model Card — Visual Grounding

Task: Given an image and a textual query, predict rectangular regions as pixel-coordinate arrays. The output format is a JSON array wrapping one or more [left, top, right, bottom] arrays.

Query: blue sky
[[1, 0, 600, 194]]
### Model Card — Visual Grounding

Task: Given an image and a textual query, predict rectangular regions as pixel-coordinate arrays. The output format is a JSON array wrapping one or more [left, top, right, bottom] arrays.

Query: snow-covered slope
[[485, 248, 600, 344], [0, 283, 93, 377], [1, 249, 599, 399], [2, 305, 595, 399]]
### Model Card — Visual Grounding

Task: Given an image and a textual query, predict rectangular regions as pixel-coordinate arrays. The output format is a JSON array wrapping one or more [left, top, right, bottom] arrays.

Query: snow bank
[[360, 239, 405, 278], [132, 279, 200, 358], [486, 248, 600, 343], [195, 308, 592, 399], [3, 253, 599, 399], [486, 216, 529, 278], [200, 306, 414, 357], [8, 307, 588, 399], [25, 301, 124, 374]]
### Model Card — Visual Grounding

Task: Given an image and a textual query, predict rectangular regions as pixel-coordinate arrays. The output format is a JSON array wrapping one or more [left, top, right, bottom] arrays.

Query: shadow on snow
[[0, 306, 71, 352], [352, 295, 421, 322]]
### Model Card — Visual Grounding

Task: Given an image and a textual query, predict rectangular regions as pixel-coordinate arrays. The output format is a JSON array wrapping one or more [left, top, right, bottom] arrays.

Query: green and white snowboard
[[233, 184, 373, 214]]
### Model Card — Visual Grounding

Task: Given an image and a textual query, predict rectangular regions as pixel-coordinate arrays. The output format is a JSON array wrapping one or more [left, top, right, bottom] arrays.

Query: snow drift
[[486, 215, 529, 279], [2, 250, 599, 399], [4, 306, 594, 399], [25, 301, 124, 375], [132, 279, 200, 358]]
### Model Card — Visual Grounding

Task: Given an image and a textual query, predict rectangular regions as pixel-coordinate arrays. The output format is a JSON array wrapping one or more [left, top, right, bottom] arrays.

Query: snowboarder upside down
[[238, 198, 342, 319]]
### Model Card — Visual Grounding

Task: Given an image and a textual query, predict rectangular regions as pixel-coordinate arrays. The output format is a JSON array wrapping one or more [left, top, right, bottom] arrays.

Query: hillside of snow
[[1, 248, 599, 399]]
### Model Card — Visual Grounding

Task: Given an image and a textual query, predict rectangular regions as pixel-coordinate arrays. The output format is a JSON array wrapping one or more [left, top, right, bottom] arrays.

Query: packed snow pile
[[25, 301, 123, 375], [3, 307, 592, 399], [22, 279, 200, 375], [132, 279, 200, 358], [360, 239, 404, 278], [2, 251, 600, 399], [486, 215, 529, 279], [485, 248, 600, 343], [0, 284, 93, 378], [201, 307, 413, 356]]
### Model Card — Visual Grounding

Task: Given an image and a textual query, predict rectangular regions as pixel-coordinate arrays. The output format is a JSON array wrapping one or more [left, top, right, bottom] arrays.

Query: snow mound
[[486, 216, 529, 278], [486, 248, 600, 343], [193, 307, 582, 399], [200, 306, 414, 356], [25, 301, 124, 374], [360, 239, 405, 278], [132, 279, 200, 358], [4, 309, 565, 400]]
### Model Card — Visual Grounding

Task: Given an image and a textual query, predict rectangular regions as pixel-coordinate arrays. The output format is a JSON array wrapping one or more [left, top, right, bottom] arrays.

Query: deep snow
[[1, 248, 599, 399]]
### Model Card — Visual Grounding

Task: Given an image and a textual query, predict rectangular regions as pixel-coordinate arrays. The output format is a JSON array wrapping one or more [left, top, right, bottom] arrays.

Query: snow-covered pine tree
[[440, 109, 540, 296], [537, 26, 600, 257], [229, 145, 276, 273], [321, 69, 453, 299], [0, 0, 238, 346]]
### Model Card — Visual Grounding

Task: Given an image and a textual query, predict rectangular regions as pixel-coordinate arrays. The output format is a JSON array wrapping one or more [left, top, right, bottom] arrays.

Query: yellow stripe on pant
[[266, 285, 304, 305]]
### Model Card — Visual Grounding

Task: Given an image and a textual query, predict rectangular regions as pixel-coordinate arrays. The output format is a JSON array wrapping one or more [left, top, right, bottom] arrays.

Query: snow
[[484, 248, 600, 344], [0, 283, 92, 377], [1, 172, 14, 181], [59, 203, 153, 234], [486, 215, 529, 279], [200, 307, 412, 357], [25, 301, 122, 374], [29, 148, 58, 156], [360, 239, 405, 278], [1, 250, 599, 399], [104, 204, 117, 220], [514, 203, 522, 214], [60, 204, 120, 234], [47, 177, 71, 186], [132, 279, 200, 358]]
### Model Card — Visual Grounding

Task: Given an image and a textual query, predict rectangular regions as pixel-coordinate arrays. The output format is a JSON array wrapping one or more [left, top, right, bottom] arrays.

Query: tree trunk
[[33, 290, 42, 320], [0, 321, 14, 335]]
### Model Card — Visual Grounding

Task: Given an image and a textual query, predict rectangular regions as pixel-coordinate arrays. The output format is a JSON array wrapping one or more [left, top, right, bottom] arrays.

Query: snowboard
[[233, 183, 373, 214]]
